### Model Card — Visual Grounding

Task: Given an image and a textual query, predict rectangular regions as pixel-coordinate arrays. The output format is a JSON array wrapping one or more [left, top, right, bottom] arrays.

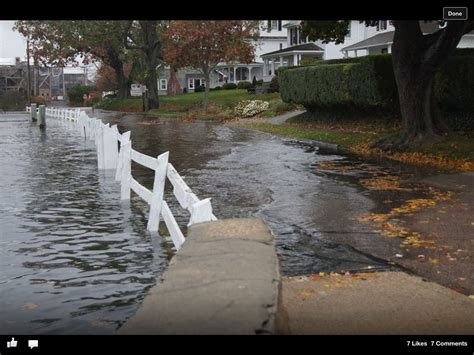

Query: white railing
[[35, 106, 217, 250]]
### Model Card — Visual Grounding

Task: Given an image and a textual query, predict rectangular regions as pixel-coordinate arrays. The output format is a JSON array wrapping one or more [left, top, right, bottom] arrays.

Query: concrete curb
[[117, 218, 286, 335]]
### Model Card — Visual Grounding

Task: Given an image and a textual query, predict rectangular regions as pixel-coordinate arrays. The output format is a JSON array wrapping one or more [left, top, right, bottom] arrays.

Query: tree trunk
[[107, 51, 129, 100], [167, 68, 181, 95], [392, 69, 447, 148], [203, 71, 211, 112], [146, 68, 159, 109], [378, 21, 464, 150], [116, 69, 129, 99]]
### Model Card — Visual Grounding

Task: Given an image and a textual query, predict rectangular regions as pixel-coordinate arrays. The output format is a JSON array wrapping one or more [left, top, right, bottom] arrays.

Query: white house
[[156, 20, 474, 94], [260, 20, 474, 79], [157, 21, 290, 94]]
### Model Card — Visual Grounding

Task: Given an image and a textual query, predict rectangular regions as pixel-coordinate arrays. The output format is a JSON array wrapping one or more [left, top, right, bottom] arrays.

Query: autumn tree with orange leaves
[[164, 21, 260, 112]]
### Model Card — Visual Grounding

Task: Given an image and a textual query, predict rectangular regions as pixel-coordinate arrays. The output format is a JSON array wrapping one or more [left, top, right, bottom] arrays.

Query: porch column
[[271, 59, 275, 76], [293, 54, 298, 66], [263, 59, 267, 77], [279, 56, 283, 67], [248, 67, 252, 82], [388, 45, 392, 53], [234, 67, 237, 82]]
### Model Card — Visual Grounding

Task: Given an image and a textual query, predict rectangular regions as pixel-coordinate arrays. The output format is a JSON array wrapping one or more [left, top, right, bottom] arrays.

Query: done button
[[443, 7, 468, 20]]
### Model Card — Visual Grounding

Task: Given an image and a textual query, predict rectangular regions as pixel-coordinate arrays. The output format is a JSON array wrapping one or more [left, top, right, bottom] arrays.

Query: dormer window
[[377, 20, 388, 31], [267, 20, 282, 31], [290, 27, 298, 45]]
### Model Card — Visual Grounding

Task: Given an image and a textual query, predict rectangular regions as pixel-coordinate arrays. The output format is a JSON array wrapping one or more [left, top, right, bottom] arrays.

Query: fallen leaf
[[22, 303, 38, 310], [91, 320, 108, 327]]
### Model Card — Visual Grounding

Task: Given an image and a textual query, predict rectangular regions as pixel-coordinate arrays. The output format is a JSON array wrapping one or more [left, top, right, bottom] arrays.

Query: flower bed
[[234, 100, 270, 118]]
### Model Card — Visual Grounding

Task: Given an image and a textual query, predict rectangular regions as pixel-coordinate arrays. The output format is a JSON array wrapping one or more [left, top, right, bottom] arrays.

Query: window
[[160, 79, 167, 91], [271, 20, 278, 30], [290, 27, 298, 45], [381, 48, 388, 54], [188, 79, 194, 89], [346, 23, 352, 38], [377, 20, 387, 31], [278, 20, 282, 31]]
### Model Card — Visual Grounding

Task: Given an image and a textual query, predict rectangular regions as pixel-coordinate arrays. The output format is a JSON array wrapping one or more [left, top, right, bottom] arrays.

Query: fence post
[[96, 123, 106, 170], [38, 105, 46, 129], [188, 198, 214, 226], [31, 103, 37, 122], [120, 140, 132, 200], [103, 124, 119, 170], [115, 131, 131, 182], [147, 152, 169, 232]]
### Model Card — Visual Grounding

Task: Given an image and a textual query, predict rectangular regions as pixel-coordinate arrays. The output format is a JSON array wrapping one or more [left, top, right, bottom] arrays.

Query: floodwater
[[0, 111, 406, 334]]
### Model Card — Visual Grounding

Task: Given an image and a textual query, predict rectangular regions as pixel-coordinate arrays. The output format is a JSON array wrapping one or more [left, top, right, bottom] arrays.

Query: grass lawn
[[97, 90, 285, 120]]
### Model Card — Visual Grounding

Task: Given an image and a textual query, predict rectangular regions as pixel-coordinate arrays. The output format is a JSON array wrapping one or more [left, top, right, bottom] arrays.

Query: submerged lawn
[[236, 111, 474, 171]]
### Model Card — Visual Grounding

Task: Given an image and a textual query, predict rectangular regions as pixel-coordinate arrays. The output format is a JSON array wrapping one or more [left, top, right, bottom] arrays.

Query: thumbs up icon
[[7, 337, 18, 348]]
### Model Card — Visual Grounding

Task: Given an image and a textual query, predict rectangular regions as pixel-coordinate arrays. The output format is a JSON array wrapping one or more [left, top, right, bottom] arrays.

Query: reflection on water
[[1, 112, 396, 334], [0, 116, 170, 334]]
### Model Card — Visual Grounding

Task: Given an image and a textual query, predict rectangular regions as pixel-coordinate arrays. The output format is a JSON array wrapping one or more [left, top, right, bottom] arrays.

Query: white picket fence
[[31, 106, 216, 250]]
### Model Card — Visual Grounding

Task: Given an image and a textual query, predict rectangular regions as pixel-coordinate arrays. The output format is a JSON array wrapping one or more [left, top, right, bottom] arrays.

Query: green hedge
[[222, 83, 237, 90], [435, 55, 474, 113], [280, 55, 397, 110], [280, 53, 473, 117], [67, 85, 95, 105]]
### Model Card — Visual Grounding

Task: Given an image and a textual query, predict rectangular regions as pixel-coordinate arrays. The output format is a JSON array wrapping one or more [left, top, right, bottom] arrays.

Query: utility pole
[[62, 67, 66, 99], [26, 32, 31, 104]]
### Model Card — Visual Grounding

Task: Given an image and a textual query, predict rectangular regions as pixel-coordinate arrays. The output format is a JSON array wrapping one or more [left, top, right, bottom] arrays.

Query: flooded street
[[1, 111, 421, 334]]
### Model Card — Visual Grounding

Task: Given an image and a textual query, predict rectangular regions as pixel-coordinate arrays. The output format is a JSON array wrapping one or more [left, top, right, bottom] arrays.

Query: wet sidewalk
[[282, 271, 474, 334]]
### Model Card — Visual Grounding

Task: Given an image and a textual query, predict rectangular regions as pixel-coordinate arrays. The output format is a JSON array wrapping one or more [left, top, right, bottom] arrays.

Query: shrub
[[255, 79, 264, 87], [194, 85, 205, 92], [237, 80, 252, 90], [269, 76, 279, 93], [274, 102, 298, 115], [300, 57, 322, 66], [89, 95, 102, 106], [451, 48, 474, 57], [435, 55, 474, 114], [222, 82, 237, 90], [280, 55, 397, 111], [210, 86, 222, 91], [30, 95, 47, 106], [279, 64, 354, 109], [234, 100, 270, 117], [0, 91, 27, 111], [67, 85, 95, 105]]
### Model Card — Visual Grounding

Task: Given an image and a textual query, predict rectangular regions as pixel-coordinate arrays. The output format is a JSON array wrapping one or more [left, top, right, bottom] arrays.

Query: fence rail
[[30, 106, 216, 250]]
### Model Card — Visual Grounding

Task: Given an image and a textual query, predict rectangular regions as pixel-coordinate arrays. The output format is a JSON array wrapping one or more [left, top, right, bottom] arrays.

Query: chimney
[[15, 57, 20, 65]]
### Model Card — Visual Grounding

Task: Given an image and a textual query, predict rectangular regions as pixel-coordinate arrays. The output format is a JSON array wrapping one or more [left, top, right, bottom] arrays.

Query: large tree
[[14, 21, 132, 99], [163, 20, 260, 112], [123, 21, 164, 109], [301, 20, 474, 149]]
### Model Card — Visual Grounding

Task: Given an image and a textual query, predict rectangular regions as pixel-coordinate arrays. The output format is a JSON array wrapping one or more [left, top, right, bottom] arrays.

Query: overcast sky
[[0, 20, 98, 79], [0, 21, 27, 59]]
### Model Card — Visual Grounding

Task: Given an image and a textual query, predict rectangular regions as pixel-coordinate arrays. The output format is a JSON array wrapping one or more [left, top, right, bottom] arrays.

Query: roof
[[341, 21, 474, 52], [341, 31, 394, 52], [261, 43, 324, 57], [283, 21, 300, 28], [0, 57, 17, 66]]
